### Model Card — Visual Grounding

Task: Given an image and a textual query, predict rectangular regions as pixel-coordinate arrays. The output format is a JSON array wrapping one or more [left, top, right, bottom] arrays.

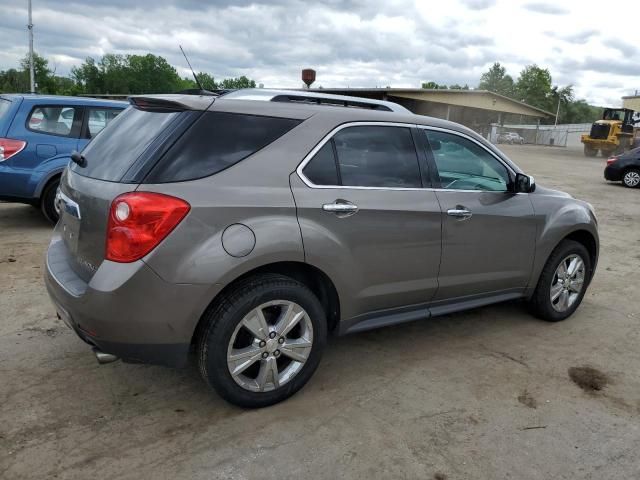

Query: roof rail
[[221, 89, 410, 113]]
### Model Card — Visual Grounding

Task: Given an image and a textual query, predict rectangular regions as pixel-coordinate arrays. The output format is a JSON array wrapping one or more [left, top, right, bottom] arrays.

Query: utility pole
[[554, 95, 561, 127], [28, 0, 35, 93]]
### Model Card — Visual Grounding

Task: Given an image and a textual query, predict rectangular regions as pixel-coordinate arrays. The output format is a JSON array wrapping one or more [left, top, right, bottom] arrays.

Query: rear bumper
[[604, 165, 622, 181], [44, 234, 212, 367]]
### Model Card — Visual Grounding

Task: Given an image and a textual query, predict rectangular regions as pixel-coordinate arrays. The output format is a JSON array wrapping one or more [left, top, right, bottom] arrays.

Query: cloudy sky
[[1, 0, 638, 105]]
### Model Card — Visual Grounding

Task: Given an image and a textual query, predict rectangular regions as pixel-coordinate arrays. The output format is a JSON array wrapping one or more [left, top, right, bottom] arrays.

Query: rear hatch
[[59, 99, 205, 282]]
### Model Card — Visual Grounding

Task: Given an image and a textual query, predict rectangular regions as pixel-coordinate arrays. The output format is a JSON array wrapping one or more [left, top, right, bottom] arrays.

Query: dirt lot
[[1, 145, 639, 479]]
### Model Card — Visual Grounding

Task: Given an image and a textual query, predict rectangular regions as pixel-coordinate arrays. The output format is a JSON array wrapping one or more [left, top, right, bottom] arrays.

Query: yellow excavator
[[581, 108, 640, 157]]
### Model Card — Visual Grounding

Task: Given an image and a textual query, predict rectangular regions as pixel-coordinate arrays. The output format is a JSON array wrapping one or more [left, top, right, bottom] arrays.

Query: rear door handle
[[322, 200, 359, 217], [447, 207, 472, 220]]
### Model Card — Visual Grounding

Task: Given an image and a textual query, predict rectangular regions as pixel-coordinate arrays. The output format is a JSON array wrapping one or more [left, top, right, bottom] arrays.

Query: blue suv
[[0, 94, 126, 222]]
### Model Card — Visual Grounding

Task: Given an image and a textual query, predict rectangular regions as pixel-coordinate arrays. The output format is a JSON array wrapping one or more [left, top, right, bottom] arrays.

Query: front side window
[[425, 130, 510, 192], [86, 108, 121, 138], [28, 106, 78, 136], [302, 125, 422, 188]]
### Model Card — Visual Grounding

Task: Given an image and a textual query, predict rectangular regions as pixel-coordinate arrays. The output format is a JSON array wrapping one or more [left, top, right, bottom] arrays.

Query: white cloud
[[0, 0, 638, 105]]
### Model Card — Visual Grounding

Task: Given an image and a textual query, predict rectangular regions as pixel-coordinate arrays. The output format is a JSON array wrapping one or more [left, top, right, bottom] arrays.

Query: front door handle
[[322, 200, 359, 217], [447, 207, 472, 220]]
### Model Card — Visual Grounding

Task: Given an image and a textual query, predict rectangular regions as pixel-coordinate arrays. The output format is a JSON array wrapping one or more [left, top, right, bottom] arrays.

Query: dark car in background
[[604, 147, 640, 188], [0, 94, 126, 222]]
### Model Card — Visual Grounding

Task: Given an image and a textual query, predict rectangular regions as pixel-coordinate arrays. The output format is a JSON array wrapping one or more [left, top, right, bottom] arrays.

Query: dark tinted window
[[147, 112, 301, 183], [302, 142, 339, 186], [71, 107, 179, 181], [333, 126, 421, 188], [425, 130, 509, 192]]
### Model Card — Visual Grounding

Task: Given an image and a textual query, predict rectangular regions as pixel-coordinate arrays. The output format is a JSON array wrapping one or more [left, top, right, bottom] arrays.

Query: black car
[[604, 147, 640, 188]]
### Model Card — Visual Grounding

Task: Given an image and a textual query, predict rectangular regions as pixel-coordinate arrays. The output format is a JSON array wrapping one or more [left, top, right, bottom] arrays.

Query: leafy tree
[[421, 81, 448, 89], [478, 62, 515, 97], [515, 64, 553, 111], [71, 57, 103, 93], [195, 72, 217, 90], [449, 83, 470, 90], [219, 76, 256, 89]]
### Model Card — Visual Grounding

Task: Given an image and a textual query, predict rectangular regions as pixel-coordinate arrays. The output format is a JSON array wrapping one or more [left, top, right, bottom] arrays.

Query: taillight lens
[[0, 138, 27, 161], [607, 156, 619, 165], [106, 192, 190, 263]]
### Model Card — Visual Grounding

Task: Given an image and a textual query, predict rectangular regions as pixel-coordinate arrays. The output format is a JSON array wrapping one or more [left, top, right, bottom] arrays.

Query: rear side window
[[0, 99, 11, 120], [71, 107, 179, 181], [302, 142, 339, 186], [85, 108, 121, 138], [146, 112, 301, 183], [28, 106, 79, 137], [302, 126, 422, 188]]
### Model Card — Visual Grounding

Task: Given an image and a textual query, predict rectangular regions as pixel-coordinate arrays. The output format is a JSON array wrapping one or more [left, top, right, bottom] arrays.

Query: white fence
[[490, 123, 591, 148]]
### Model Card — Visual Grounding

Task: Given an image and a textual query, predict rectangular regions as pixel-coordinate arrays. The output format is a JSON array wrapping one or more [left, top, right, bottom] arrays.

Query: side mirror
[[515, 173, 535, 193]]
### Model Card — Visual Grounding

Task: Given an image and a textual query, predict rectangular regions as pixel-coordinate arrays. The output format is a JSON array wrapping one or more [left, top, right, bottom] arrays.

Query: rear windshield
[[71, 106, 179, 181], [145, 111, 301, 183], [0, 98, 11, 120]]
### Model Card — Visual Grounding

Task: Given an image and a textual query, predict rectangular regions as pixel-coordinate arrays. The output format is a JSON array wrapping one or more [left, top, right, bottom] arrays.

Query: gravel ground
[[1, 145, 639, 480]]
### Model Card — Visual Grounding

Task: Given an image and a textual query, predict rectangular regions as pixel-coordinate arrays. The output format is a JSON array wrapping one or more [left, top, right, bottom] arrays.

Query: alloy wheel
[[623, 171, 640, 188], [227, 300, 313, 392], [550, 254, 585, 312]]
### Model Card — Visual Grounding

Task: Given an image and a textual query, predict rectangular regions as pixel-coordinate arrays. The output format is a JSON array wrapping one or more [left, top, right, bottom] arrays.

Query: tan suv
[[46, 89, 598, 407]]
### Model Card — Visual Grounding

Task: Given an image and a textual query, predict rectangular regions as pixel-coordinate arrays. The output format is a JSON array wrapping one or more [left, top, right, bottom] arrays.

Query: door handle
[[447, 207, 472, 220], [322, 200, 359, 217]]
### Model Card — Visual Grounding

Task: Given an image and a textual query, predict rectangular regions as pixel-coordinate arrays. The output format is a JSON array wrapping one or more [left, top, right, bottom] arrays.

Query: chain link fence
[[491, 124, 591, 147]]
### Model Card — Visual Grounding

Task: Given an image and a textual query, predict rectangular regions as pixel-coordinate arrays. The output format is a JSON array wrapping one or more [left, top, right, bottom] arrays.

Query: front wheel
[[529, 240, 591, 322], [198, 274, 327, 408], [622, 168, 640, 188]]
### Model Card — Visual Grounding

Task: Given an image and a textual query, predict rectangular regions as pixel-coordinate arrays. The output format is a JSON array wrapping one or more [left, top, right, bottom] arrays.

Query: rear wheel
[[198, 274, 327, 408], [622, 168, 640, 188], [529, 240, 591, 322], [583, 145, 597, 157], [40, 177, 60, 224]]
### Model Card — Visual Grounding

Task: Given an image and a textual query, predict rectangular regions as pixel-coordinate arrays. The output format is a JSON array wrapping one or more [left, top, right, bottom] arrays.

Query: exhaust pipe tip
[[93, 347, 119, 365]]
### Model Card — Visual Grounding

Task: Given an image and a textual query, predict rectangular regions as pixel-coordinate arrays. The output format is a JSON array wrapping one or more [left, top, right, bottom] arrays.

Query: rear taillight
[[607, 156, 619, 165], [106, 192, 190, 263], [0, 138, 27, 161]]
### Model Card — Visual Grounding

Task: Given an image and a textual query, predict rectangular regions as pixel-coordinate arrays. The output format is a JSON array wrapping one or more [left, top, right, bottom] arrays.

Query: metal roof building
[[304, 87, 554, 136]]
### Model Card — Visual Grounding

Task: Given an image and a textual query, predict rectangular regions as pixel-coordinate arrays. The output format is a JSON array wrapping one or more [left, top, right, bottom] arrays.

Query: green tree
[[127, 54, 183, 93], [195, 72, 217, 90], [421, 81, 448, 89], [478, 62, 515, 97], [71, 57, 102, 93], [20, 52, 56, 93], [219, 76, 256, 89], [515, 64, 553, 110]]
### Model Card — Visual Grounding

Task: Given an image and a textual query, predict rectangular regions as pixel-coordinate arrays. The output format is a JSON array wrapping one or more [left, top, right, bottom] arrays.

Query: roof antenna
[[180, 45, 204, 91]]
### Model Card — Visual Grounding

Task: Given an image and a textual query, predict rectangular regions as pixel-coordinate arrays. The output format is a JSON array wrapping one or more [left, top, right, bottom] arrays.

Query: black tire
[[197, 274, 327, 408], [583, 145, 597, 157], [529, 240, 591, 322], [622, 168, 640, 188], [40, 177, 60, 224]]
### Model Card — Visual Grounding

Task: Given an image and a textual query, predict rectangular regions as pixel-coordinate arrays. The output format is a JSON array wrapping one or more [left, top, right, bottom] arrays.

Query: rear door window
[[27, 106, 80, 137], [71, 106, 180, 182], [84, 108, 122, 138], [302, 125, 422, 188], [146, 111, 301, 183]]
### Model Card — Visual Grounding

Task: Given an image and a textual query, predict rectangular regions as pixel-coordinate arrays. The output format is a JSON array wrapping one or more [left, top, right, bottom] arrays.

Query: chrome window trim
[[296, 121, 522, 193], [296, 121, 425, 191]]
